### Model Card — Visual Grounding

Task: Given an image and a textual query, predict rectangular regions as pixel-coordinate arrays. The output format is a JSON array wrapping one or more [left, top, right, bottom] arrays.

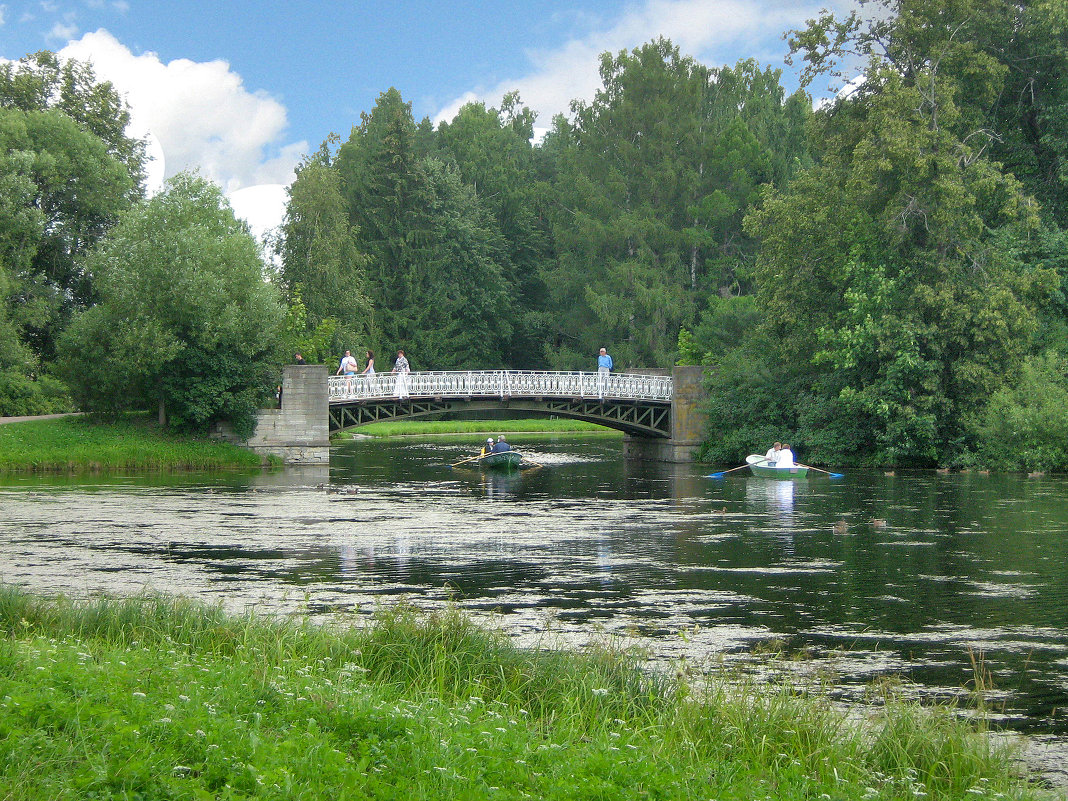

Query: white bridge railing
[[328, 370, 673, 403]]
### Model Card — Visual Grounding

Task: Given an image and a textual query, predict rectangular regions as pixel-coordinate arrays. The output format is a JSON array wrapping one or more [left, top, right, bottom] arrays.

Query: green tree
[[436, 93, 553, 366], [738, 0, 1058, 465], [0, 51, 144, 365], [277, 154, 371, 353], [334, 90, 514, 367], [547, 41, 810, 370], [62, 173, 284, 437]]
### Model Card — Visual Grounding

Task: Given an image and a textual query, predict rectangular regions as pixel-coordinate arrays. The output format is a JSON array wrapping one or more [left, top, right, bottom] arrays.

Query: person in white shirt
[[776, 443, 795, 468], [336, 350, 358, 376], [764, 442, 781, 466]]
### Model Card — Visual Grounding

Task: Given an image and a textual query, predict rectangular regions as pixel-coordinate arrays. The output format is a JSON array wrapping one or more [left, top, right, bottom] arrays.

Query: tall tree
[[62, 173, 284, 437], [277, 153, 372, 353], [737, 0, 1059, 465], [0, 51, 144, 364], [548, 40, 809, 369], [334, 89, 514, 367], [436, 94, 553, 366]]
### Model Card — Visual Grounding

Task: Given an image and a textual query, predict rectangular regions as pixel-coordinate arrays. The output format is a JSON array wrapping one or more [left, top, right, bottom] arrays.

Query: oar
[[451, 453, 485, 468], [707, 463, 752, 479], [796, 462, 844, 479], [520, 455, 545, 468]]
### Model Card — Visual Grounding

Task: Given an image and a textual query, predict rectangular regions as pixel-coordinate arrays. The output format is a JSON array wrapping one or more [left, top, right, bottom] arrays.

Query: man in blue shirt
[[597, 347, 613, 399], [492, 435, 511, 453]]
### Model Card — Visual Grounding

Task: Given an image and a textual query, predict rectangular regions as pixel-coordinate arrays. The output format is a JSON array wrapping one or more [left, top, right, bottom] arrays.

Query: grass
[[342, 417, 622, 438], [0, 416, 266, 472], [0, 586, 1048, 800]]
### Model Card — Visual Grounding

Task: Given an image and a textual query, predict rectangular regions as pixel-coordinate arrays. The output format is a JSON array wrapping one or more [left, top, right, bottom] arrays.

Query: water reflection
[[2, 437, 1068, 771]]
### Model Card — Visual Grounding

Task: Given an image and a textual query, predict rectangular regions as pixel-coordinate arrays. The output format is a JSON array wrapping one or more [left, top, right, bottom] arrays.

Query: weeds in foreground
[[0, 586, 1047, 800]]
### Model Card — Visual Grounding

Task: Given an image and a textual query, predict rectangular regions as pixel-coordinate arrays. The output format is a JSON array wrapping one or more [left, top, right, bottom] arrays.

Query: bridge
[[328, 370, 672, 437], [242, 364, 707, 465]]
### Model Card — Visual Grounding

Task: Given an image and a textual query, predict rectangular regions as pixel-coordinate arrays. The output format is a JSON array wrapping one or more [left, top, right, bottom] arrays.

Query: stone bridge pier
[[622, 365, 707, 463]]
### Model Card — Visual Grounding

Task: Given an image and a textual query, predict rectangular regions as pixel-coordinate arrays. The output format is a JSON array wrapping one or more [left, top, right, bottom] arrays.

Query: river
[[2, 433, 1067, 788]]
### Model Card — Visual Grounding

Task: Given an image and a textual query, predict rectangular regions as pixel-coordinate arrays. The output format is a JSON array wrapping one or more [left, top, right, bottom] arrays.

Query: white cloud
[[227, 184, 288, 247], [48, 19, 79, 42], [58, 29, 306, 193], [0, 6, 7, 26], [434, 0, 843, 126]]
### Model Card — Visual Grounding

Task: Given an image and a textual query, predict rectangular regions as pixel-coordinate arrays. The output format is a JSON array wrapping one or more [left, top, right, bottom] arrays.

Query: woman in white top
[[776, 443, 795, 468]]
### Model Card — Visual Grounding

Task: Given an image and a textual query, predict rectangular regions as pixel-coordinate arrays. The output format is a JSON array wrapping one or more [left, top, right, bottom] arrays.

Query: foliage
[[731, 0, 1061, 466], [276, 156, 371, 354], [61, 173, 284, 438], [278, 287, 339, 365], [974, 352, 1068, 472], [547, 41, 811, 370], [0, 52, 144, 366], [335, 92, 515, 368], [436, 94, 554, 366]]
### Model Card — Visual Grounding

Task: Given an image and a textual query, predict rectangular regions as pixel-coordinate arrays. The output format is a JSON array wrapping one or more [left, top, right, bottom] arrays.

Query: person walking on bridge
[[597, 347, 613, 399], [392, 349, 410, 399], [336, 350, 358, 376]]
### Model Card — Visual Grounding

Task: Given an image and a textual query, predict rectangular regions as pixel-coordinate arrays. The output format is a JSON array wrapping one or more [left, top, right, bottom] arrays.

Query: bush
[[0, 369, 72, 416], [974, 352, 1068, 471]]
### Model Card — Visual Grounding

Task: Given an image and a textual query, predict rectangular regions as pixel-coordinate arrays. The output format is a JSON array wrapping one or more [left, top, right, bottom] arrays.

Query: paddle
[[450, 453, 485, 468], [796, 462, 844, 479], [707, 462, 753, 479]]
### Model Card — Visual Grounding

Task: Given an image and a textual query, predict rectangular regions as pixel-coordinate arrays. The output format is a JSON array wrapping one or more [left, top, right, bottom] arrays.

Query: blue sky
[[1, 0, 849, 234]]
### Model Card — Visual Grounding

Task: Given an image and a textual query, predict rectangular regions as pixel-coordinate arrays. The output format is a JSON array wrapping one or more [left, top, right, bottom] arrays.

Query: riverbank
[[339, 417, 622, 438], [0, 416, 266, 472], [0, 587, 1050, 800]]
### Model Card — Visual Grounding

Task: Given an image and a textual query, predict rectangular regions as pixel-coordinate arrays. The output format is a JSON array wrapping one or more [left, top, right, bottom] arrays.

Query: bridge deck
[[328, 370, 672, 404]]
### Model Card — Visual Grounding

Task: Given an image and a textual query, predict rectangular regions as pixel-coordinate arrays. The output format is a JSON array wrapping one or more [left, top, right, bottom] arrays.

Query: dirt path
[[0, 412, 83, 425]]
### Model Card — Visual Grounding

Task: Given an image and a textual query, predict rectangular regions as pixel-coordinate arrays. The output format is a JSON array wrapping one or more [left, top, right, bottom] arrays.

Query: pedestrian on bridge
[[392, 349, 410, 399], [597, 347, 613, 399], [337, 350, 358, 376]]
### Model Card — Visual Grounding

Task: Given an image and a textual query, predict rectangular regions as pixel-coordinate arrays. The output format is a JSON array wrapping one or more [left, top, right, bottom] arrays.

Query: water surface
[[3, 435, 1067, 784]]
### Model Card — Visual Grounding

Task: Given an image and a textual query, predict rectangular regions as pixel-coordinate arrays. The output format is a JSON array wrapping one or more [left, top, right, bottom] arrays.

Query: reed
[[0, 586, 1045, 800], [0, 416, 265, 471]]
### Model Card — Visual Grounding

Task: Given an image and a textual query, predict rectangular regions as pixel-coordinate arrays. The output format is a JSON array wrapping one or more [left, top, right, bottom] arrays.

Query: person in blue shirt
[[492, 435, 511, 453], [597, 347, 613, 398]]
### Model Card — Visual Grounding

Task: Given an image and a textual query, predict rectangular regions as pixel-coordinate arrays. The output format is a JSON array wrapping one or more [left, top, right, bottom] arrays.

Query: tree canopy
[[62, 173, 284, 437]]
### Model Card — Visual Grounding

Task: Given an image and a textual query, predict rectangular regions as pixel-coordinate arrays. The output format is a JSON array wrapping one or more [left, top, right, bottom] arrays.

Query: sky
[[1, 0, 850, 240]]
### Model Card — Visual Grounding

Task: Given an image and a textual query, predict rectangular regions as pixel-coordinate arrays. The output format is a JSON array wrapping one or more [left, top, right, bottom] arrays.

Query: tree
[[436, 94, 554, 366], [737, 0, 1059, 465], [333, 89, 514, 367], [0, 51, 144, 366], [62, 173, 284, 437], [547, 41, 810, 370], [277, 154, 372, 353]]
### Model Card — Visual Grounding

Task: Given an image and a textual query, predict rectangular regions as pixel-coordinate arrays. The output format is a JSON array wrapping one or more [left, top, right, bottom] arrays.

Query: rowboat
[[477, 451, 524, 471], [746, 454, 809, 479]]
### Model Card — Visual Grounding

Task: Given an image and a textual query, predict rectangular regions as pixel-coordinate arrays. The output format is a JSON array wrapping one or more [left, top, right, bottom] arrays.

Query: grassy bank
[[344, 417, 620, 437], [0, 416, 265, 472], [0, 587, 1045, 800]]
